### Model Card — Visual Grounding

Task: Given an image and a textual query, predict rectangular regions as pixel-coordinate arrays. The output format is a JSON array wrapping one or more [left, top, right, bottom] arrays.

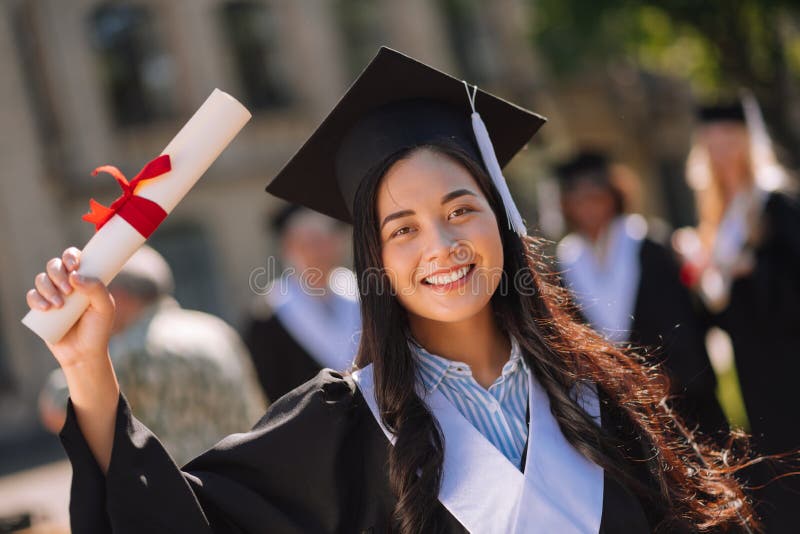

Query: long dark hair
[[352, 140, 758, 533]]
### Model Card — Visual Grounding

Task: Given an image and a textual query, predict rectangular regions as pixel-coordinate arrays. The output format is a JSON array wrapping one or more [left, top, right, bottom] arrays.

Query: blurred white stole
[[265, 274, 360, 371], [352, 364, 604, 533]]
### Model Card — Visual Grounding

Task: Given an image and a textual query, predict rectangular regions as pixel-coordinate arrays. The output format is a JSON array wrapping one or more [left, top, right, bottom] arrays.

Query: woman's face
[[560, 179, 617, 238], [701, 122, 751, 195], [376, 148, 504, 324]]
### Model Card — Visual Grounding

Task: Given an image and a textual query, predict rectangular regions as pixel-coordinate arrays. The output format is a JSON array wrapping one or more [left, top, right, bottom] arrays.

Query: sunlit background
[[0, 1, 798, 530]]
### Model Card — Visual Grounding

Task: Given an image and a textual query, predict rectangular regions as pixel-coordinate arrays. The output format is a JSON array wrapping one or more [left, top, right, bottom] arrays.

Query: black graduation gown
[[709, 191, 800, 532], [561, 235, 727, 438], [59, 370, 672, 533], [242, 310, 322, 402], [711, 191, 800, 454], [630, 239, 728, 437]]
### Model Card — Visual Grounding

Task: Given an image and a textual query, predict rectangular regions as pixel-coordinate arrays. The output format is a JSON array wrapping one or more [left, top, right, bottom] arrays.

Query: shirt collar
[[408, 335, 526, 393]]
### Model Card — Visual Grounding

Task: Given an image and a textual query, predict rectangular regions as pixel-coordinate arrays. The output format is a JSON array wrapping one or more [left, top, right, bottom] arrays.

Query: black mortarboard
[[265, 47, 546, 226], [697, 102, 746, 124], [554, 150, 612, 189]]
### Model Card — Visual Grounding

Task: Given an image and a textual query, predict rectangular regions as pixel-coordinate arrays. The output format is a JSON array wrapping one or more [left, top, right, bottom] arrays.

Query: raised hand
[[26, 247, 116, 368], [26, 246, 119, 472]]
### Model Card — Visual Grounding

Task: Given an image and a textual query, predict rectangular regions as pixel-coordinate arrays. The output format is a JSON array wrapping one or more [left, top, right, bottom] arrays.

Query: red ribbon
[[82, 154, 171, 238], [679, 261, 700, 288]]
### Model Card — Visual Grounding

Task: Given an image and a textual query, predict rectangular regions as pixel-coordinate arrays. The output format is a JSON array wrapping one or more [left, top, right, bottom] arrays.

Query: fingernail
[[72, 273, 85, 283], [61, 282, 72, 294], [51, 295, 63, 307]]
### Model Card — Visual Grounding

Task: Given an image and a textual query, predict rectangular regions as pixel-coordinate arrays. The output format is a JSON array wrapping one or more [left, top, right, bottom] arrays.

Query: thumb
[[69, 272, 114, 315]]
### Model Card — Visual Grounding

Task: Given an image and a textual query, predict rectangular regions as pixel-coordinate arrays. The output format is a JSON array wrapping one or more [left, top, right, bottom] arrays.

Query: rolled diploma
[[21, 89, 251, 344]]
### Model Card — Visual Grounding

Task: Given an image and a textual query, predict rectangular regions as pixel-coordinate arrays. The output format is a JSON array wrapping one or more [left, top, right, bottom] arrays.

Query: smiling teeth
[[425, 265, 471, 286]]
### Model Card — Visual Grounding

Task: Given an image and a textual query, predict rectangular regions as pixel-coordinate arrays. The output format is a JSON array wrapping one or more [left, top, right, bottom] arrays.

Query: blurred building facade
[[0, 0, 702, 445], [0, 0, 548, 444]]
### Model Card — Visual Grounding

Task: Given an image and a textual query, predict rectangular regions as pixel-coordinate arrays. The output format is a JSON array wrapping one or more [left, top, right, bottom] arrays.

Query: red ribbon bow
[[82, 154, 171, 238]]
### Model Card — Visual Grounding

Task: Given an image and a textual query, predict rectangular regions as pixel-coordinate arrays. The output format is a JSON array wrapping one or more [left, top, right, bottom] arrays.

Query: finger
[[62, 247, 81, 273], [69, 272, 113, 315], [34, 273, 63, 307], [26, 288, 51, 311], [46, 258, 72, 295]]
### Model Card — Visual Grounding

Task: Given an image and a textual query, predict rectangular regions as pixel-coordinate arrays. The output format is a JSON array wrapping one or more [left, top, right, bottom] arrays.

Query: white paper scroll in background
[[22, 89, 252, 344]]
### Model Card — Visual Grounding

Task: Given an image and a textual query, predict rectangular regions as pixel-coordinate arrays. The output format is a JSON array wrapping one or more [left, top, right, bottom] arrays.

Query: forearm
[[62, 352, 120, 474]]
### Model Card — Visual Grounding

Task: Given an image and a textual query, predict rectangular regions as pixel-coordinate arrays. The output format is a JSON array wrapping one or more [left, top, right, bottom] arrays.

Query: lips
[[422, 263, 476, 288]]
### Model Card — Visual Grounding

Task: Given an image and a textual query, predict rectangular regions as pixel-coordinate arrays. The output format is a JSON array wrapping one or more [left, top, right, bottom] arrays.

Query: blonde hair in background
[[685, 90, 789, 247]]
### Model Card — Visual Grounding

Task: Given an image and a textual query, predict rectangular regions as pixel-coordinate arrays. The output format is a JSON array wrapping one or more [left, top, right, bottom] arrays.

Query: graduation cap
[[554, 150, 612, 190], [697, 101, 746, 124], [265, 47, 546, 236]]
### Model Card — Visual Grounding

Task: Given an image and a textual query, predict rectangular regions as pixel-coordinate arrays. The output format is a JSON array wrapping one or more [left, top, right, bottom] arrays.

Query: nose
[[423, 223, 457, 266]]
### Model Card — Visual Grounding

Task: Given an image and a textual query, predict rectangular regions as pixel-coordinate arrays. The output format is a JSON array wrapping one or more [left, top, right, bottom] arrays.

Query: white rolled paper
[[22, 89, 251, 344]]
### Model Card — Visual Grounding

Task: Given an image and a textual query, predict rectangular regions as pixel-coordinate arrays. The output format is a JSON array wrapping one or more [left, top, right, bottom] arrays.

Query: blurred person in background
[[39, 246, 266, 466], [555, 150, 728, 438], [242, 204, 361, 402], [674, 97, 800, 532]]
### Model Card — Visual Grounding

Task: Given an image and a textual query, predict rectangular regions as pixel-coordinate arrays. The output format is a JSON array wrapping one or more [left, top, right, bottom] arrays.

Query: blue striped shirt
[[409, 336, 530, 468]]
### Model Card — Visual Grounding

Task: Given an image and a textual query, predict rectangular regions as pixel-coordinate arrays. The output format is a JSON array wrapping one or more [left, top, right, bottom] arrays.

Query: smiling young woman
[[27, 48, 761, 534]]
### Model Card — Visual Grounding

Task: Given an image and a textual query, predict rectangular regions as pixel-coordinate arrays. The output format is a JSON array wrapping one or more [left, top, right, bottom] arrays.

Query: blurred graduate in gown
[[555, 151, 728, 437], [674, 97, 800, 533], [243, 204, 361, 401]]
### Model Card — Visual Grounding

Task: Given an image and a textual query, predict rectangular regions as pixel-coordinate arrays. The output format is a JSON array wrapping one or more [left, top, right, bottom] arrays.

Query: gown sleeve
[[59, 369, 361, 534]]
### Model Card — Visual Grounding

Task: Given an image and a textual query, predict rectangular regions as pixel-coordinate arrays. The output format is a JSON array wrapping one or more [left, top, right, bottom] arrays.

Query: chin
[[406, 294, 494, 324]]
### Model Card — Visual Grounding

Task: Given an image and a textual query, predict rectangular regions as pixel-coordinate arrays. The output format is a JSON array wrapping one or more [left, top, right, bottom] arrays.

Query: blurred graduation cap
[[554, 150, 612, 190], [269, 203, 303, 235], [265, 46, 546, 236], [268, 203, 344, 238], [697, 101, 746, 124]]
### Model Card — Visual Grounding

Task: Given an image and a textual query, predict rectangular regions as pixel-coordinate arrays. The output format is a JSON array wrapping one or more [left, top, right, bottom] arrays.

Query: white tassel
[[740, 88, 787, 192], [463, 82, 527, 236]]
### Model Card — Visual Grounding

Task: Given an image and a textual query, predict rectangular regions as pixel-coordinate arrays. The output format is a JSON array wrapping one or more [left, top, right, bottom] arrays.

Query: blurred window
[[87, 3, 176, 127], [218, 1, 292, 111], [149, 222, 226, 320], [334, 0, 384, 77], [436, 0, 491, 83]]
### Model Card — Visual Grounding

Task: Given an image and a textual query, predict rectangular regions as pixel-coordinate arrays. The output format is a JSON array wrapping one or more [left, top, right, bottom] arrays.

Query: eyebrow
[[380, 189, 478, 230], [440, 188, 477, 205]]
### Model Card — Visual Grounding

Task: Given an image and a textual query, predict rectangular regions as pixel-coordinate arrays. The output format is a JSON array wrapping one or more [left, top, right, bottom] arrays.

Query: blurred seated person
[[242, 205, 361, 402], [555, 150, 727, 437], [39, 246, 266, 465]]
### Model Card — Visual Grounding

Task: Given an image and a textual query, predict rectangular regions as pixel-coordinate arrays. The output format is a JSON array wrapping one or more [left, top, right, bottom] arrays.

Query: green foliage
[[716, 361, 749, 431], [529, 0, 800, 96]]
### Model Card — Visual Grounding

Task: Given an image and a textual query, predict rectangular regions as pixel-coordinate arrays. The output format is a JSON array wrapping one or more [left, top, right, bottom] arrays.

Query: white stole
[[558, 215, 646, 343], [352, 364, 604, 533], [265, 274, 361, 371]]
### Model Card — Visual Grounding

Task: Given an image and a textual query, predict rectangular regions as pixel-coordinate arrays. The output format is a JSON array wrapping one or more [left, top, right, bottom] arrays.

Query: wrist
[[62, 353, 120, 404], [59, 349, 111, 371]]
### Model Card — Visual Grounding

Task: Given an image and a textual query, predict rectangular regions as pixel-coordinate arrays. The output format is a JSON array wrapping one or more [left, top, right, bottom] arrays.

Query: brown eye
[[390, 226, 412, 239], [448, 207, 473, 220]]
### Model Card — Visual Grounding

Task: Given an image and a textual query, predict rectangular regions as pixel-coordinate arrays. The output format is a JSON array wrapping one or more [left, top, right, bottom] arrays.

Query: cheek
[[381, 244, 418, 291], [486, 228, 505, 280], [467, 220, 504, 281], [477, 218, 502, 255]]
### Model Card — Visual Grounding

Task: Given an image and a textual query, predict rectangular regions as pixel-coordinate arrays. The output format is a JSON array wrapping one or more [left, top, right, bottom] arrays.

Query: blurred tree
[[436, 0, 496, 83], [334, 0, 385, 77], [529, 0, 800, 166]]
